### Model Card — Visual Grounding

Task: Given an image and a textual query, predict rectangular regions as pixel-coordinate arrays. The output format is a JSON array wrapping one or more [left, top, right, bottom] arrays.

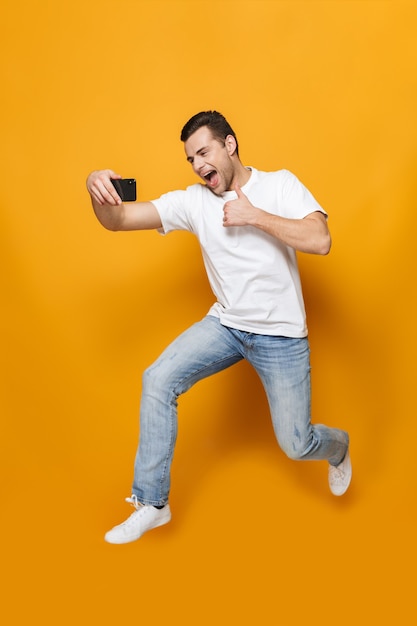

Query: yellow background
[[1, 0, 416, 623]]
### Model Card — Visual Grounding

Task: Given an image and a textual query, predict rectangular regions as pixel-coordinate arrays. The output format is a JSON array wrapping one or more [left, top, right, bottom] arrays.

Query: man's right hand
[[86, 169, 123, 206], [86, 169, 162, 232]]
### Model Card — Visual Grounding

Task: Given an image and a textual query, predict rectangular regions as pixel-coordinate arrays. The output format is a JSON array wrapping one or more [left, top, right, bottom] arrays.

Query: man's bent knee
[[278, 430, 319, 461]]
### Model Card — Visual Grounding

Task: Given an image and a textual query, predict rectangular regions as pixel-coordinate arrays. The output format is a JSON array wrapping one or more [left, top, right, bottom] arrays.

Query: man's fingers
[[96, 171, 123, 205], [103, 180, 122, 205], [234, 182, 245, 197]]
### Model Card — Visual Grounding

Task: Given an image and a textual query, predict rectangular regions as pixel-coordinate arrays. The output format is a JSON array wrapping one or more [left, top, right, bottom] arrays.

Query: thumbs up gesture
[[223, 183, 259, 227]]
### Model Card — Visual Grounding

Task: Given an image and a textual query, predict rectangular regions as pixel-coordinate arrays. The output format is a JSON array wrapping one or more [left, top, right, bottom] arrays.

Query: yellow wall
[[1, 0, 416, 623]]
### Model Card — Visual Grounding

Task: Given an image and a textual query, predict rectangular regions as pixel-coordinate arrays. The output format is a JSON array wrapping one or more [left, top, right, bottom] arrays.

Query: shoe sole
[[329, 451, 352, 496]]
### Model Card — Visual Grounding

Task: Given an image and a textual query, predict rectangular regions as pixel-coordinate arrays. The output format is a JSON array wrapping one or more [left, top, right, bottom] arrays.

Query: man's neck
[[230, 162, 252, 190]]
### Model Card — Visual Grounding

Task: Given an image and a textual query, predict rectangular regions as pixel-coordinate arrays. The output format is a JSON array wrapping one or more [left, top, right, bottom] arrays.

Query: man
[[87, 110, 351, 545]]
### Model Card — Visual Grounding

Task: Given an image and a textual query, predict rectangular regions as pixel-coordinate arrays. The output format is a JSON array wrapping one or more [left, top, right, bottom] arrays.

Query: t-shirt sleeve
[[279, 170, 327, 220], [151, 189, 193, 234]]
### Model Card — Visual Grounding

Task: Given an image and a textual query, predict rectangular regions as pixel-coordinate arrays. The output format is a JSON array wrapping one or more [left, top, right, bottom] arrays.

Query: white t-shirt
[[151, 168, 326, 337]]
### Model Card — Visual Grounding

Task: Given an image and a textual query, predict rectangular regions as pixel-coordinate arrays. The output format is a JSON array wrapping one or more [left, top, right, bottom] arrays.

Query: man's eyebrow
[[186, 145, 209, 163]]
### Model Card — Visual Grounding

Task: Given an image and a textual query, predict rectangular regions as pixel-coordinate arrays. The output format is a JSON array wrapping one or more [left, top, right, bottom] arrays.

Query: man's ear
[[225, 134, 237, 156]]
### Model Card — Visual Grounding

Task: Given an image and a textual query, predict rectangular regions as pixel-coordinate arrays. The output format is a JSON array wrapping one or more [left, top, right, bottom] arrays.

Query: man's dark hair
[[180, 110, 239, 156]]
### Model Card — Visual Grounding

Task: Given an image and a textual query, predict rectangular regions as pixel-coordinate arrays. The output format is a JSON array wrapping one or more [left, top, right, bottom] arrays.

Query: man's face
[[184, 126, 236, 196]]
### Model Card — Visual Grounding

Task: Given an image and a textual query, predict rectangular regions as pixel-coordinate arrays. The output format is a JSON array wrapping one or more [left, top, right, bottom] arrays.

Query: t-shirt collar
[[220, 167, 257, 200]]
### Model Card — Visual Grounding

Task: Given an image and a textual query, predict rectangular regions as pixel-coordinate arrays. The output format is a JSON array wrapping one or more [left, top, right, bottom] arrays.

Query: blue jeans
[[132, 315, 348, 506]]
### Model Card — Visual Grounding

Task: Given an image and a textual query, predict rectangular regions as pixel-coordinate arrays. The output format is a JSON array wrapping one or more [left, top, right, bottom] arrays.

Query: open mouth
[[203, 169, 219, 187]]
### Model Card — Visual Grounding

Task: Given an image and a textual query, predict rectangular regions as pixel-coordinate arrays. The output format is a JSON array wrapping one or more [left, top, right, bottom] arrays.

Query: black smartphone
[[111, 178, 137, 202]]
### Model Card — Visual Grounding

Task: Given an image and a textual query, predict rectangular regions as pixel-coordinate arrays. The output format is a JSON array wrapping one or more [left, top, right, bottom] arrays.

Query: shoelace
[[116, 496, 146, 529], [125, 494, 141, 509]]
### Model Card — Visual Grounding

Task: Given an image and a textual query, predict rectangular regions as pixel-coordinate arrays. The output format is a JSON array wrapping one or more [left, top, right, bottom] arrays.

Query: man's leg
[[105, 316, 243, 543], [246, 334, 350, 489], [132, 315, 243, 506]]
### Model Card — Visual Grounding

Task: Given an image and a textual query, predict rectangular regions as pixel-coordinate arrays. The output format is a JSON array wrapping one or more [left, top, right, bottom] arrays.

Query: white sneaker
[[328, 449, 352, 496], [105, 495, 171, 544]]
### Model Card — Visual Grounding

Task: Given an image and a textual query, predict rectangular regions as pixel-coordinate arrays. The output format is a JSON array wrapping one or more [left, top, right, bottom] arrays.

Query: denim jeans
[[132, 315, 348, 506]]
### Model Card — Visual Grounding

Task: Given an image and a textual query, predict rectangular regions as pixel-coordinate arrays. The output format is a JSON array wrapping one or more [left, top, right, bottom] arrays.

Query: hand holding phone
[[111, 178, 137, 202]]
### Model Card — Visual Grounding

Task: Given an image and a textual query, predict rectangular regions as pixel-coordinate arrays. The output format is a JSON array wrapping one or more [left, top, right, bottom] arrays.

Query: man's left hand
[[222, 183, 259, 227]]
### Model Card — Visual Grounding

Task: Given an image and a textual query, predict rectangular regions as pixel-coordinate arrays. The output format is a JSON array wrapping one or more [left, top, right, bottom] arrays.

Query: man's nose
[[193, 155, 204, 172]]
